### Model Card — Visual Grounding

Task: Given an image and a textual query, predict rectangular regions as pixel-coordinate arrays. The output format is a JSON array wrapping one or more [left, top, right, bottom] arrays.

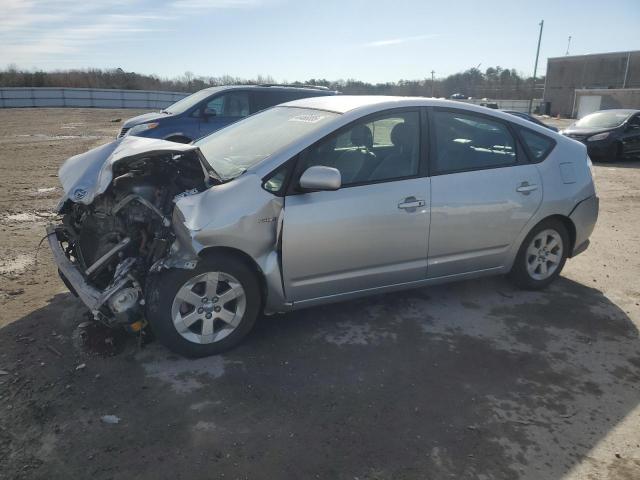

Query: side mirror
[[202, 108, 217, 121], [298, 166, 341, 192]]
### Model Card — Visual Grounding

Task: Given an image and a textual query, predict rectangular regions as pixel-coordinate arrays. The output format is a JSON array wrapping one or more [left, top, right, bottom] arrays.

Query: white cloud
[[362, 34, 440, 48], [0, 3, 164, 64], [0, 0, 269, 66]]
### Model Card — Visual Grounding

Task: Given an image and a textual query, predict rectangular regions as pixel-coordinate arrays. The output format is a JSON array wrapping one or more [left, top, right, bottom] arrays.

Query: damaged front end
[[47, 136, 214, 328]]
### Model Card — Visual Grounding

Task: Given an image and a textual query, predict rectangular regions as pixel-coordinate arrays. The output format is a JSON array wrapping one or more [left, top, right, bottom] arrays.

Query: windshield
[[575, 111, 631, 129], [164, 89, 215, 114], [195, 107, 340, 180]]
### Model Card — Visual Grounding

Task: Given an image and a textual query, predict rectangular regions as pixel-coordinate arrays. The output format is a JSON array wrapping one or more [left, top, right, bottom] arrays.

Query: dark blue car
[[118, 85, 338, 143]]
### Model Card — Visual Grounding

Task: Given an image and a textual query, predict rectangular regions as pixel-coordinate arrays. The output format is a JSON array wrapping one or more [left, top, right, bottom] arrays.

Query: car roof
[[590, 109, 639, 115], [198, 84, 337, 94], [282, 95, 547, 121]]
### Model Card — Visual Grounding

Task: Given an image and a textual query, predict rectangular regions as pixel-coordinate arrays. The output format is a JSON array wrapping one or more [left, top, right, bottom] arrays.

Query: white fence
[[0, 87, 189, 109], [0, 87, 545, 113]]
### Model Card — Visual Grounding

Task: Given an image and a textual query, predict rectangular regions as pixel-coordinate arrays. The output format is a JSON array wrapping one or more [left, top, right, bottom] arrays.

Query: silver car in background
[[48, 96, 598, 357]]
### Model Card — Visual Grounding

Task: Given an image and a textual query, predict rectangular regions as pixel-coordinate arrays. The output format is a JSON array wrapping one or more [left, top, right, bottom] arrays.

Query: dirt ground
[[0, 108, 639, 480]]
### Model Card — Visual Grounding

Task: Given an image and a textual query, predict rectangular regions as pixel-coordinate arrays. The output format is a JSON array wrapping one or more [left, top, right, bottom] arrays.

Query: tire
[[145, 253, 261, 357], [614, 142, 624, 161], [509, 218, 569, 290]]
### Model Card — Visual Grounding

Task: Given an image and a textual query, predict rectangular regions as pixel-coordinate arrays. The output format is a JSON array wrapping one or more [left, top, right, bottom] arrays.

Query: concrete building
[[543, 50, 640, 118]]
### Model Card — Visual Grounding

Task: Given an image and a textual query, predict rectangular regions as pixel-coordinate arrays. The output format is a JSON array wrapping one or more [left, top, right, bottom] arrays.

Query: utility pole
[[431, 70, 435, 97], [623, 51, 631, 88], [565, 35, 572, 56], [528, 19, 544, 114]]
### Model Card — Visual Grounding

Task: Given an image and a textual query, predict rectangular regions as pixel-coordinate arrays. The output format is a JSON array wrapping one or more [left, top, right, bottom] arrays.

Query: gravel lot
[[0, 108, 639, 480]]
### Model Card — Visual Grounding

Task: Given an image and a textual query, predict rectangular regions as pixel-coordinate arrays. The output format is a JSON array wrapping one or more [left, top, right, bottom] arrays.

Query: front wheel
[[145, 254, 261, 357], [509, 219, 569, 290]]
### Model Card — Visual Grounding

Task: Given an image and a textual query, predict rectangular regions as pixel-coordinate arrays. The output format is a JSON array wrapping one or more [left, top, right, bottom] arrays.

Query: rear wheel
[[145, 254, 261, 357], [509, 219, 569, 290]]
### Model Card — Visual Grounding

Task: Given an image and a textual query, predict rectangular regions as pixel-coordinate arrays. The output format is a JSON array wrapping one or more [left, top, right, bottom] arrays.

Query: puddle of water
[[138, 344, 227, 394], [321, 321, 397, 346], [0, 254, 34, 274], [190, 400, 220, 411], [193, 421, 216, 432]]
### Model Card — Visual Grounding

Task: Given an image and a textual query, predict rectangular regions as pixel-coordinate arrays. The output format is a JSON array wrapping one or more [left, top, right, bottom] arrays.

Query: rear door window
[[433, 110, 517, 174]]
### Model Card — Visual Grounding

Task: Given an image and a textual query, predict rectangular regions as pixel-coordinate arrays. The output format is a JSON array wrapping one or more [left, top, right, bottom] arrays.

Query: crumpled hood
[[58, 136, 199, 206], [122, 111, 170, 128]]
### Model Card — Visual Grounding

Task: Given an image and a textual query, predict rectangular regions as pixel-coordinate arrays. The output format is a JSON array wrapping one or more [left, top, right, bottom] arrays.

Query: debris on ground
[[76, 320, 128, 356], [46, 344, 63, 357], [100, 415, 121, 425]]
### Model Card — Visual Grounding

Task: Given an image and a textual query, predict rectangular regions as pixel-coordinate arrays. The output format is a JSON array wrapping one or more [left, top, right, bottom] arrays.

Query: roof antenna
[[565, 35, 572, 56]]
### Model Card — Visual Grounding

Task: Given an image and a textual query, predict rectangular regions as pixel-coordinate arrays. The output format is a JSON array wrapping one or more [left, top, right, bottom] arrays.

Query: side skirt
[[286, 266, 506, 311]]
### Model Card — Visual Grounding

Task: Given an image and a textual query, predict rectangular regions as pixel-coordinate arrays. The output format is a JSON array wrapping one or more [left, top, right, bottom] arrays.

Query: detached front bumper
[[569, 195, 599, 257], [46, 225, 133, 315]]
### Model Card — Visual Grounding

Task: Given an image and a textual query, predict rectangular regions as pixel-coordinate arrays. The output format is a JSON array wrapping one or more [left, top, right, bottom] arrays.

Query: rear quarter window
[[518, 127, 556, 162]]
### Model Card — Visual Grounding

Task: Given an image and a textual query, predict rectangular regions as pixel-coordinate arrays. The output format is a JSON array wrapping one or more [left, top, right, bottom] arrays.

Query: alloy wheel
[[171, 271, 246, 344], [525, 229, 563, 281]]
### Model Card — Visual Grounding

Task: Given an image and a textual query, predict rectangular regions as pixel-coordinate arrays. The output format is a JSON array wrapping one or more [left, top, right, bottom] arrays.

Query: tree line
[[0, 65, 544, 100]]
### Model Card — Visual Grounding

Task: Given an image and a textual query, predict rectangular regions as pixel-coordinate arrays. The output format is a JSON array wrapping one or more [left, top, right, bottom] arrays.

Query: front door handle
[[398, 197, 426, 210], [516, 182, 538, 194]]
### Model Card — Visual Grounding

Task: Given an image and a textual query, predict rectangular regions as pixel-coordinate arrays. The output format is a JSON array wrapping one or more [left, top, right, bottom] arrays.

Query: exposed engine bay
[[49, 144, 213, 327]]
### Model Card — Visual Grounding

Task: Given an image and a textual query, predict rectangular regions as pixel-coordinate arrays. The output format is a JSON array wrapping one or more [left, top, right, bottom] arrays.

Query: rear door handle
[[516, 182, 538, 194], [398, 197, 425, 210]]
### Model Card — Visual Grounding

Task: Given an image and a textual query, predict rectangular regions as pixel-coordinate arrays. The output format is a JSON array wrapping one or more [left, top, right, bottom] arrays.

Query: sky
[[1, 0, 640, 83]]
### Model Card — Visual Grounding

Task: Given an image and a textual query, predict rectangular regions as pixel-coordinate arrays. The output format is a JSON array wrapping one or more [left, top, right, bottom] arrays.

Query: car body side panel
[[282, 178, 430, 302], [427, 164, 543, 277], [501, 138, 597, 271], [620, 118, 640, 155], [173, 174, 287, 312]]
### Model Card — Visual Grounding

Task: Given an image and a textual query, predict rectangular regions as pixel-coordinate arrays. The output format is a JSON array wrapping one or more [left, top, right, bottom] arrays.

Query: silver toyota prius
[[48, 96, 599, 357]]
